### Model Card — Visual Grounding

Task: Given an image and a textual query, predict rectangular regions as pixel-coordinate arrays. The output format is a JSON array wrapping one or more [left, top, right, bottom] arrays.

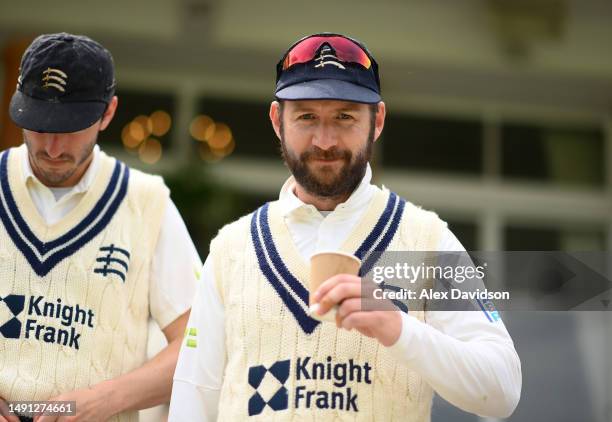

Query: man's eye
[[298, 114, 315, 120], [338, 113, 354, 120]]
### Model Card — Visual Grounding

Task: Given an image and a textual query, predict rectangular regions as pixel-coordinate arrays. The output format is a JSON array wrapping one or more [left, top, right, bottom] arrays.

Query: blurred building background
[[0, 0, 611, 421]]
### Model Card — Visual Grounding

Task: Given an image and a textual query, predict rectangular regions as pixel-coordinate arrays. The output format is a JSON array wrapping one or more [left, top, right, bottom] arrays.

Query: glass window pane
[[99, 89, 175, 154], [505, 226, 560, 251], [193, 97, 278, 160], [501, 123, 605, 187], [382, 114, 483, 175], [505, 225, 606, 251]]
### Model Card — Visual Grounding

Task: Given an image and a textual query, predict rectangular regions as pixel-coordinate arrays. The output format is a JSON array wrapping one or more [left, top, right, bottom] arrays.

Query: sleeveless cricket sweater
[[0, 145, 168, 422], [211, 188, 447, 421]]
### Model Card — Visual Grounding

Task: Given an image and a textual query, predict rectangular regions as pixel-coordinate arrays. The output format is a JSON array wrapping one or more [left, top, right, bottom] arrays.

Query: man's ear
[[373, 101, 386, 143], [270, 100, 282, 140], [99, 96, 118, 131]]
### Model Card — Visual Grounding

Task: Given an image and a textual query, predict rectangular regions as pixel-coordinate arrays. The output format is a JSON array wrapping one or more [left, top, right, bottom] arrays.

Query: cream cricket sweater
[[0, 145, 168, 422], [210, 188, 446, 421]]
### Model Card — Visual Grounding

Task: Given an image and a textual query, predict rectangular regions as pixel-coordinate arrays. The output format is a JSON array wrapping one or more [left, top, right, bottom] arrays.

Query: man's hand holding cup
[[308, 251, 402, 347]]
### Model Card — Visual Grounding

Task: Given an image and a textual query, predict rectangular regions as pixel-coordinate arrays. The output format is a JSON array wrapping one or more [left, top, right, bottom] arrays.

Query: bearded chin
[[281, 140, 372, 199]]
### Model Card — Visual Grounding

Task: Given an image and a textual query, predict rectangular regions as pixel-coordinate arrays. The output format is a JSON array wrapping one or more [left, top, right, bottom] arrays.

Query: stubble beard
[[24, 133, 97, 187]]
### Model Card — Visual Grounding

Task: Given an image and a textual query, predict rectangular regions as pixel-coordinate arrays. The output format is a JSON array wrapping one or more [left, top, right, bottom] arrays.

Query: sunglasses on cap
[[276, 34, 379, 81]]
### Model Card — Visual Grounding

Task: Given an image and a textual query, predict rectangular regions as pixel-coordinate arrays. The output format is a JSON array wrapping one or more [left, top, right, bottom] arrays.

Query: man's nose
[[44, 135, 65, 158], [311, 123, 338, 151]]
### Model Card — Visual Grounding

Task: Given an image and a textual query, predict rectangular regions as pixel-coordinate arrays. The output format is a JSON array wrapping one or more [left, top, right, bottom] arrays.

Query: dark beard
[[280, 130, 374, 200]]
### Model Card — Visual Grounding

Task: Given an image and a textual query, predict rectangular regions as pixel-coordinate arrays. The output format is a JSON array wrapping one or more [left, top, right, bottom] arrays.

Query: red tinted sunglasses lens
[[282, 37, 326, 69], [282, 36, 371, 70]]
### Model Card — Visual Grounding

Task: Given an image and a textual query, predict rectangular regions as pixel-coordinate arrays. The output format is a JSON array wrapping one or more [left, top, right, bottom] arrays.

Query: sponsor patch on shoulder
[[477, 298, 502, 322]]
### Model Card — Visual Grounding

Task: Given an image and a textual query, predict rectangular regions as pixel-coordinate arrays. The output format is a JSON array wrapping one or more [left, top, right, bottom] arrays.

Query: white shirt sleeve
[[387, 228, 522, 418], [169, 256, 225, 422], [149, 199, 203, 329]]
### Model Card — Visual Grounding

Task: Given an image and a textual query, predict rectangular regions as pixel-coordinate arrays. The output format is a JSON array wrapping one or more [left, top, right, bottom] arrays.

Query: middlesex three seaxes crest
[[314, 45, 346, 70], [94, 244, 130, 282], [41, 67, 68, 93]]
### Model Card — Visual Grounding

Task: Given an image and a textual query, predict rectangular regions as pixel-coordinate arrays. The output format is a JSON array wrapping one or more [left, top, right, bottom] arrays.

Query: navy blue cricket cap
[[9, 32, 116, 133], [275, 33, 381, 104]]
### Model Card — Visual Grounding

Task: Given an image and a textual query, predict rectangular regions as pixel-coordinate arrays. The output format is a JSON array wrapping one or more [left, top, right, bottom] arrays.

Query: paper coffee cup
[[309, 251, 361, 322]]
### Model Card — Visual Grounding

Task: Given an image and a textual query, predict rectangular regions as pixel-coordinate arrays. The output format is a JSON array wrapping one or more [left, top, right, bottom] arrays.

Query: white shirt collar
[[21, 144, 100, 195], [278, 163, 377, 217]]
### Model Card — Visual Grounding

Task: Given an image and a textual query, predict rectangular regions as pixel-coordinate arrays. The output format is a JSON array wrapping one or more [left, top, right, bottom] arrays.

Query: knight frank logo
[[248, 359, 290, 415], [248, 357, 372, 416], [41, 67, 68, 93], [94, 244, 130, 282], [0, 294, 25, 338], [0, 294, 95, 350]]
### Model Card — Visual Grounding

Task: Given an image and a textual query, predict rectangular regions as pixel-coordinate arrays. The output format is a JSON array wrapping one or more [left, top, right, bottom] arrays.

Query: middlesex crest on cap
[[9, 32, 116, 133], [314, 45, 347, 70], [275, 33, 381, 104], [41, 67, 69, 93]]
